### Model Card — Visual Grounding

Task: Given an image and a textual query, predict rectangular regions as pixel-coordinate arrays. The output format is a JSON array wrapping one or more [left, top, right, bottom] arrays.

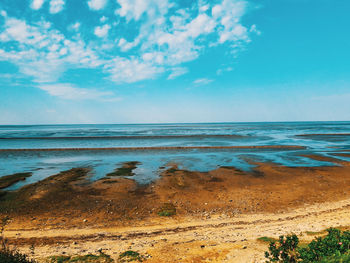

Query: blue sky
[[0, 0, 349, 124]]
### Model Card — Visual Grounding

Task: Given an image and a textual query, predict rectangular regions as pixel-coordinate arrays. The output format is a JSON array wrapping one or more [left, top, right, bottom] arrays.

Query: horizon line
[[0, 120, 349, 126]]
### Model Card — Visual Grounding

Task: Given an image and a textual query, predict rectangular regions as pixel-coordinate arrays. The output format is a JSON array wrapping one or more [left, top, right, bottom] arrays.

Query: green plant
[[0, 216, 37, 263], [264, 228, 350, 263], [157, 203, 176, 217], [299, 228, 350, 262], [118, 251, 144, 262], [258, 236, 277, 243], [47, 253, 113, 263], [265, 234, 299, 263], [0, 247, 37, 263]]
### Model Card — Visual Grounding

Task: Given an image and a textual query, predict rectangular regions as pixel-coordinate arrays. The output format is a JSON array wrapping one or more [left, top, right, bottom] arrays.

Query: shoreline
[[1, 157, 350, 261]]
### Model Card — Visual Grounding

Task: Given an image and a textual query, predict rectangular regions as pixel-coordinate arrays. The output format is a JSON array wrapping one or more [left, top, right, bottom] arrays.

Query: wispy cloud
[[168, 67, 189, 80], [39, 84, 121, 101], [193, 78, 213, 85], [217, 66, 233, 75]]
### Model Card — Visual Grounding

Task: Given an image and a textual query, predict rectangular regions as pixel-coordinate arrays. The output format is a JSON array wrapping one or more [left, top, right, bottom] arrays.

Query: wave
[[296, 133, 350, 137], [0, 145, 306, 151], [0, 134, 249, 140]]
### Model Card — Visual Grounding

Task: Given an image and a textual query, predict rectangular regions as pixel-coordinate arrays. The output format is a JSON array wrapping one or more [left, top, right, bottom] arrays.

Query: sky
[[0, 0, 349, 124]]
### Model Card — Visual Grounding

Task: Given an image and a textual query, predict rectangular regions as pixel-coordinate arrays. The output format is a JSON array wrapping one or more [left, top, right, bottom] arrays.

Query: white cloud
[[0, 0, 257, 87], [104, 57, 164, 83], [30, 0, 45, 10], [217, 66, 233, 75], [115, 0, 172, 21], [193, 78, 213, 85], [168, 67, 188, 79], [250, 24, 261, 35], [39, 84, 120, 101], [49, 0, 65, 14], [88, 0, 108, 11], [68, 22, 81, 31], [94, 24, 111, 38], [0, 10, 7, 17], [0, 16, 103, 83], [118, 37, 140, 52]]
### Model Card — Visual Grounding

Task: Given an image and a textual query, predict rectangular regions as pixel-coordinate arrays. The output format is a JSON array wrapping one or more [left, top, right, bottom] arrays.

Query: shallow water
[[1, 122, 349, 189]]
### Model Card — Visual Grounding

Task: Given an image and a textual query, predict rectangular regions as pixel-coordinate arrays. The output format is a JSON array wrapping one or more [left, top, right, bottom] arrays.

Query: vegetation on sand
[[47, 253, 113, 263], [118, 251, 145, 262], [0, 216, 37, 263], [157, 203, 176, 217], [264, 228, 350, 262]]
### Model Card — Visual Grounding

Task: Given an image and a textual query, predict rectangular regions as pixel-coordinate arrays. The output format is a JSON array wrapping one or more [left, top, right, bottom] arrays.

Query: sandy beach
[[1, 154, 350, 262]]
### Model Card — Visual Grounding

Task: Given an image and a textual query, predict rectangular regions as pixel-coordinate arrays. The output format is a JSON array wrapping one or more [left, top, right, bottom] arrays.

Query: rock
[[242, 246, 247, 249], [83, 219, 87, 222]]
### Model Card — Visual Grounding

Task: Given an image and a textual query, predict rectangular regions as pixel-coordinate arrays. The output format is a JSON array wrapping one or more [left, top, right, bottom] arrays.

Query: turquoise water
[[1, 122, 349, 189]]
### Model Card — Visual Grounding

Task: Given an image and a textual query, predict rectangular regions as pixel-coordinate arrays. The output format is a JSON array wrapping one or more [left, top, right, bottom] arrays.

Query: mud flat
[[2, 155, 350, 262]]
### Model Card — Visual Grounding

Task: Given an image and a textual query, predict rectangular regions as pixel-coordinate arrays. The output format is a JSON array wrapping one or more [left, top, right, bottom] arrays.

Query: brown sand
[[1, 155, 350, 262]]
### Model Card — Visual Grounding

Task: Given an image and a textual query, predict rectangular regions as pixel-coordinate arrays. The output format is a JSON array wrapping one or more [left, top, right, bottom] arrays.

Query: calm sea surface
[[1, 122, 349, 189]]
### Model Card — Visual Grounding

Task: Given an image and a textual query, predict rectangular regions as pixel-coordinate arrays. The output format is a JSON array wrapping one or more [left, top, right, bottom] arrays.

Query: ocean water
[[1, 122, 350, 189]]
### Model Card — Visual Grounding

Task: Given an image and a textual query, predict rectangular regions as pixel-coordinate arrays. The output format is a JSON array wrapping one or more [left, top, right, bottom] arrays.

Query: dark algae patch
[[0, 172, 32, 189], [0, 168, 91, 214], [107, 161, 140, 177]]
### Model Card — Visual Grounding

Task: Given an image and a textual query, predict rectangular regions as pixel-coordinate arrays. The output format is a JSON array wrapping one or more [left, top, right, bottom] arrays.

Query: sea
[[0, 122, 349, 190]]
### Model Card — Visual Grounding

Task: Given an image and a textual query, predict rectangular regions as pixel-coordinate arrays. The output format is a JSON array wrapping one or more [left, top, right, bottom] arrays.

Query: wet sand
[[1, 155, 350, 262]]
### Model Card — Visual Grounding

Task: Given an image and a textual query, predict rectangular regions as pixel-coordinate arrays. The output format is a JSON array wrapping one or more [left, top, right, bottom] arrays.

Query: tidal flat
[[1, 123, 350, 262]]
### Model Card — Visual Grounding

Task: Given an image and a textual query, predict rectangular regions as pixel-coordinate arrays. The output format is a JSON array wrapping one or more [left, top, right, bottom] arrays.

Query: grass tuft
[[118, 251, 144, 262], [158, 203, 176, 217], [47, 253, 113, 263], [257, 236, 277, 243]]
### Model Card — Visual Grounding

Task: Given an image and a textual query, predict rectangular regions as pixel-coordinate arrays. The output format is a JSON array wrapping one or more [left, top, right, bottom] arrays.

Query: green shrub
[[264, 228, 350, 263], [0, 247, 36, 263], [118, 251, 144, 262], [299, 228, 350, 262], [0, 216, 36, 263], [265, 234, 299, 263]]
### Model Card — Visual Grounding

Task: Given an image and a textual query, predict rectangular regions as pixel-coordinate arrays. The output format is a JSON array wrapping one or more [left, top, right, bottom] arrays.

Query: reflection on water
[[0, 122, 350, 190]]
